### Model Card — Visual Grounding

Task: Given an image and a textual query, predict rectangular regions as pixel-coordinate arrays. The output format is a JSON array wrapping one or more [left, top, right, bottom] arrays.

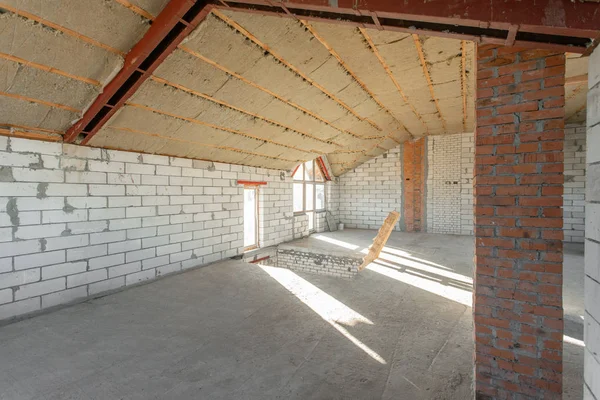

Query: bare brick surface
[[403, 138, 425, 232], [0, 138, 298, 321], [474, 45, 565, 399]]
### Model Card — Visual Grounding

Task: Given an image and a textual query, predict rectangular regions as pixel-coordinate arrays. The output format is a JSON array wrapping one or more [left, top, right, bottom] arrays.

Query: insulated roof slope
[[0, 0, 169, 137]]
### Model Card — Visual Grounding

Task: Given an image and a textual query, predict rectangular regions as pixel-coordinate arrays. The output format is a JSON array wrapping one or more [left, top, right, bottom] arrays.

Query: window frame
[[292, 160, 326, 232]]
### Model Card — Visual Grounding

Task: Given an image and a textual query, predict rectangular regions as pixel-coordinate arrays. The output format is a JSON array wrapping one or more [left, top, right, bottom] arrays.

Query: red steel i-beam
[[64, 0, 214, 144]]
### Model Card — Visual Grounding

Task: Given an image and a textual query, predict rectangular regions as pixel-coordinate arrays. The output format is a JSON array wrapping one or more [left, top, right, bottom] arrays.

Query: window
[[292, 159, 326, 232], [244, 187, 258, 250]]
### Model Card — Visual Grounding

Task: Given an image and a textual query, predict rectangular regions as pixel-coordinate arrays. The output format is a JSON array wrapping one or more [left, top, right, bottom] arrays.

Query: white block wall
[[426, 133, 474, 235], [564, 122, 587, 243], [585, 47, 600, 400], [338, 147, 402, 230], [0, 137, 294, 321]]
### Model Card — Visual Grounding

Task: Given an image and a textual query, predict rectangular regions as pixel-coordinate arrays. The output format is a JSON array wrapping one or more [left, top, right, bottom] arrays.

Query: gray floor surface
[[0, 230, 585, 399]]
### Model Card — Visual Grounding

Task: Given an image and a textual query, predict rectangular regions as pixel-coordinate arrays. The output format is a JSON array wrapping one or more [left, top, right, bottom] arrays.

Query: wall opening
[[244, 187, 258, 250]]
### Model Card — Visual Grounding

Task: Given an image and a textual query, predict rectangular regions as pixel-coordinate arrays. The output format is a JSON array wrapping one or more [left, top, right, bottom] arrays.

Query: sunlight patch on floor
[[366, 262, 473, 307], [259, 265, 386, 364]]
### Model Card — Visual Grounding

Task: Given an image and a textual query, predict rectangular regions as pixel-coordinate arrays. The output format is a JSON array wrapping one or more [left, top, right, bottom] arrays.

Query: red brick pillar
[[403, 138, 425, 232], [474, 45, 565, 399]]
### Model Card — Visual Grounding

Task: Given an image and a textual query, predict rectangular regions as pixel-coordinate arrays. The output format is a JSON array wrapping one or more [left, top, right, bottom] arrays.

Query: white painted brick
[[15, 278, 65, 301], [157, 243, 180, 256], [127, 227, 156, 239], [68, 220, 107, 234], [108, 196, 141, 208], [0, 152, 39, 167], [170, 250, 192, 263], [15, 223, 66, 240], [89, 184, 125, 196], [156, 165, 181, 176], [67, 197, 107, 209], [107, 173, 141, 185], [142, 174, 168, 185], [142, 216, 169, 227], [10, 137, 62, 155], [0, 288, 12, 305], [89, 253, 124, 270], [0, 227, 12, 242], [126, 163, 155, 175], [42, 209, 87, 224], [67, 269, 107, 288], [0, 268, 40, 289], [41, 155, 60, 169], [44, 234, 88, 251], [89, 208, 125, 221], [42, 286, 88, 309], [14, 250, 65, 270], [108, 262, 141, 278], [126, 185, 156, 196], [108, 239, 141, 255], [109, 218, 142, 231], [142, 255, 170, 270], [66, 171, 106, 184], [125, 269, 155, 285], [88, 276, 125, 295], [142, 235, 169, 249], [0, 239, 41, 257], [0, 298, 40, 321], [90, 230, 126, 245], [158, 205, 181, 215], [126, 206, 156, 218], [125, 248, 155, 263], [12, 168, 64, 183], [142, 196, 169, 206], [170, 157, 192, 167], [106, 149, 140, 163], [0, 257, 11, 273], [156, 262, 181, 276], [63, 144, 102, 159], [170, 176, 193, 186], [170, 214, 192, 224], [17, 197, 63, 211], [142, 154, 169, 165], [42, 261, 87, 279], [67, 244, 107, 261], [46, 183, 87, 197], [0, 182, 39, 196], [88, 160, 124, 173]]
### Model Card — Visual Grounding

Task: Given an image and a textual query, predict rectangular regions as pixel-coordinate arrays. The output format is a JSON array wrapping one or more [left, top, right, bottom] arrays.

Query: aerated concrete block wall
[[563, 122, 587, 243], [0, 138, 294, 322], [585, 47, 600, 400], [426, 133, 475, 235], [338, 147, 402, 230]]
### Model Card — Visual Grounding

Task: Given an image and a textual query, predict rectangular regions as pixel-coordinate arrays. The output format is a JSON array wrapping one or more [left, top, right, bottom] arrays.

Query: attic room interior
[[0, 0, 599, 399]]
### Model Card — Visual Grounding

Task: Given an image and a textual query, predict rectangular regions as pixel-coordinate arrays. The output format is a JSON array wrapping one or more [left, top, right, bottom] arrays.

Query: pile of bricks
[[277, 244, 361, 278]]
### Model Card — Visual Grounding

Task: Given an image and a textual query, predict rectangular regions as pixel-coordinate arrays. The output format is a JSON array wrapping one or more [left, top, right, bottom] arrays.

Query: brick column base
[[474, 45, 565, 399], [403, 138, 425, 232]]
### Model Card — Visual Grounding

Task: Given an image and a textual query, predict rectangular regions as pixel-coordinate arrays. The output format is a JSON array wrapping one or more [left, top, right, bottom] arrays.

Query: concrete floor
[[0, 230, 584, 399]]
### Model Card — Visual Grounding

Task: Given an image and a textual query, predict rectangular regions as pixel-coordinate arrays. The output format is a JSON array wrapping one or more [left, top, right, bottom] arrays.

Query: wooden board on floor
[[358, 210, 400, 271]]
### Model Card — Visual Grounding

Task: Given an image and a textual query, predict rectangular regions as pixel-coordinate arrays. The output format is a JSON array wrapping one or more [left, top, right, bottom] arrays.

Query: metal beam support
[[64, 0, 213, 144], [207, 0, 600, 53]]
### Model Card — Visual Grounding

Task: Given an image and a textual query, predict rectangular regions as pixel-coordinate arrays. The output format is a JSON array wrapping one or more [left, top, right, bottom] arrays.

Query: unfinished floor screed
[[0, 231, 586, 399]]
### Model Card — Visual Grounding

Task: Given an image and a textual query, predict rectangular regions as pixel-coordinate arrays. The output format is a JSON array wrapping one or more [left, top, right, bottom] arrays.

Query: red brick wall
[[403, 138, 425, 232], [474, 45, 565, 399]]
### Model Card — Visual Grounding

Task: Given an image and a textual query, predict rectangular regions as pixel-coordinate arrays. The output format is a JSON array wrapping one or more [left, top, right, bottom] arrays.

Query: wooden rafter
[[358, 28, 428, 135], [0, 127, 62, 142], [112, 0, 155, 20], [0, 52, 102, 86], [300, 20, 414, 139], [460, 41, 468, 132], [565, 74, 588, 86], [0, 3, 124, 56], [107, 126, 298, 162], [178, 46, 380, 140], [0, 91, 80, 113], [211, 9, 383, 132], [1, 124, 63, 135], [566, 83, 586, 101], [412, 34, 447, 131], [125, 102, 320, 155], [149, 75, 342, 148]]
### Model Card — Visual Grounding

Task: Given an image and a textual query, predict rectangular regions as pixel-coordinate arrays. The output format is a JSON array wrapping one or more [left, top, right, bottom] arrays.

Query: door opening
[[244, 187, 258, 250]]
